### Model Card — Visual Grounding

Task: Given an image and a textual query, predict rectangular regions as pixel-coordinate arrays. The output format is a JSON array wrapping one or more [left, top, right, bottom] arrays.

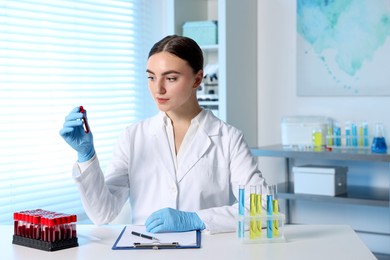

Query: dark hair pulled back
[[148, 35, 204, 74]]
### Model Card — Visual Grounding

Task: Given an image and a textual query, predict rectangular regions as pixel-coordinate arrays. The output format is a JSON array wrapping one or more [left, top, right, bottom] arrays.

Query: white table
[[0, 224, 376, 260]]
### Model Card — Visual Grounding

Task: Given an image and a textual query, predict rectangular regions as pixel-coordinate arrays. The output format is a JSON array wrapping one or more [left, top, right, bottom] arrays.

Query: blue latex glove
[[145, 208, 205, 233], [59, 106, 95, 162]]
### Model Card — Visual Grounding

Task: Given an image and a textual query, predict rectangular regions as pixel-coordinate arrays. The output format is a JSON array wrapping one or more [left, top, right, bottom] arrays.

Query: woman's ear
[[193, 70, 204, 89]]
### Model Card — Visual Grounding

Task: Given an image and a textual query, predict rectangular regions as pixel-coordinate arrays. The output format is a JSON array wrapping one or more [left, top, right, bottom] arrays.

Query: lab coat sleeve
[[72, 130, 131, 225], [196, 130, 268, 234]]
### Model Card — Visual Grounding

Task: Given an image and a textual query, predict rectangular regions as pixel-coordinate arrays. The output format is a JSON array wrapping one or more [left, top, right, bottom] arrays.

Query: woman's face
[[146, 51, 202, 113]]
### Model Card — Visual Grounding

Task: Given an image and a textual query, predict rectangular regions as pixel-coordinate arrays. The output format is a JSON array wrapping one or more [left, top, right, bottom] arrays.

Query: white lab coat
[[73, 110, 267, 234]]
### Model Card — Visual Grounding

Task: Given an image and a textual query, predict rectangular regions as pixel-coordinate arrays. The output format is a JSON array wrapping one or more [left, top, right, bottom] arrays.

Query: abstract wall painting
[[297, 0, 390, 96]]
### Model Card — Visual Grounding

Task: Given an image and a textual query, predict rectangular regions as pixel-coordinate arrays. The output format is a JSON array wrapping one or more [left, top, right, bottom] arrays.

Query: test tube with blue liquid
[[345, 121, 352, 147], [363, 121, 369, 147], [266, 186, 273, 239], [333, 121, 341, 147], [272, 184, 279, 237], [351, 122, 358, 147], [238, 185, 245, 238]]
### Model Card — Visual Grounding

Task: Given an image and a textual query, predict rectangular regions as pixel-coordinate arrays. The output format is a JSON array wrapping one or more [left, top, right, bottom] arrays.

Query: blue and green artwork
[[297, 0, 390, 96]]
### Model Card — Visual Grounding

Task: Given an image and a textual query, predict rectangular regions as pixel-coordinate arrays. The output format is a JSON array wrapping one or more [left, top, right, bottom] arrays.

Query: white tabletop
[[0, 224, 375, 260]]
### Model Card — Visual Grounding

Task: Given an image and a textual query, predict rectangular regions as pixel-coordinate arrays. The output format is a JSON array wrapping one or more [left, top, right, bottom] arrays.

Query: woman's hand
[[59, 106, 95, 162], [145, 208, 205, 233]]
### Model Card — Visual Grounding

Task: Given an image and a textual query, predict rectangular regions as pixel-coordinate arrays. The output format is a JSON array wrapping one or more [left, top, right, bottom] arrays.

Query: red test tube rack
[[13, 209, 78, 251]]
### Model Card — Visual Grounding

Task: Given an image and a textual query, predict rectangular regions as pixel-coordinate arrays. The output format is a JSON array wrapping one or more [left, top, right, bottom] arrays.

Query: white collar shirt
[[163, 109, 206, 174]]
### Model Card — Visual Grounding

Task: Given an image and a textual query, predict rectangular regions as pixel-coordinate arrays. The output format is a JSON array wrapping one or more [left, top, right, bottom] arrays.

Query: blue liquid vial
[[351, 122, 358, 147], [345, 121, 351, 147], [333, 122, 341, 146], [238, 185, 245, 238], [363, 122, 369, 147], [238, 217, 245, 239], [372, 137, 387, 153], [266, 194, 273, 239], [238, 185, 245, 216]]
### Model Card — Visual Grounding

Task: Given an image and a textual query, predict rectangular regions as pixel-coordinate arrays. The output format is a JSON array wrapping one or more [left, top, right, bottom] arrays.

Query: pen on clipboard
[[131, 231, 160, 241]]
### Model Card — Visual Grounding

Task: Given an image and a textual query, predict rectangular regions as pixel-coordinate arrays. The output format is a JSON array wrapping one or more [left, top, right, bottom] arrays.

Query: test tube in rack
[[272, 184, 279, 237], [267, 186, 273, 239], [238, 185, 245, 238], [256, 184, 263, 237], [249, 185, 257, 239]]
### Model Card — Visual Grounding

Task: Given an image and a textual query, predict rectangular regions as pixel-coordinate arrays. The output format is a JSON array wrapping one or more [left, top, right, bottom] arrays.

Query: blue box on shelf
[[183, 20, 218, 46]]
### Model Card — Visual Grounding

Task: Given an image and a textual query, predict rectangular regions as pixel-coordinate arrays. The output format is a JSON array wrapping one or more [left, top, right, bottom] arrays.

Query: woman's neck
[[166, 104, 202, 125]]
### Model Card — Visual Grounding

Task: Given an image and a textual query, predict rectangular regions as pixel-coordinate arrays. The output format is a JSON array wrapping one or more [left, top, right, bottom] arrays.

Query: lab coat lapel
[[149, 113, 177, 182], [176, 130, 211, 183], [177, 111, 220, 183]]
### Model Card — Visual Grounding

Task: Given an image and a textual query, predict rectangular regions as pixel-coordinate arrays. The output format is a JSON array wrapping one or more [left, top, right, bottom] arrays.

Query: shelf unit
[[168, 0, 258, 146], [251, 145, 390, 217], [276, 182, 389, 207], [251, 144, 390, 256]]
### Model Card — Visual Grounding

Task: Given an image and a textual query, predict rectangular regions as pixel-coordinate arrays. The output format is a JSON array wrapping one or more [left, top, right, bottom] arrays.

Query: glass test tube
[[333, 121, 341, 146], [249, 185, 257, 239], [345, 121, 352, 147], [266, 186, 273, 239], [312, 128, 323, 147], [362, 121, 369, 147], [358, 121, 368, 147], [351, 122, 358, 147], [272, 184, 279, 237], [327, 124, 333, 147], [238, 185, 245, 238], [255, 184, 262, 237]]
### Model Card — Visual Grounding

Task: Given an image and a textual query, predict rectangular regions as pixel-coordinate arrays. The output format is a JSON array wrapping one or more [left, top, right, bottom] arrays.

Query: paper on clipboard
[[112, 225, 200, 249]]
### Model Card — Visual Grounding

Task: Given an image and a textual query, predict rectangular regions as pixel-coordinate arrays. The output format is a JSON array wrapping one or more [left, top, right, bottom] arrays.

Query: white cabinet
[[168, 0, 258, 146]]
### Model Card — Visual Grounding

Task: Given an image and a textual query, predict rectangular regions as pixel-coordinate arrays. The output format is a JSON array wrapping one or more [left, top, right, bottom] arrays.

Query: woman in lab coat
[[60, 35, 268, 234]]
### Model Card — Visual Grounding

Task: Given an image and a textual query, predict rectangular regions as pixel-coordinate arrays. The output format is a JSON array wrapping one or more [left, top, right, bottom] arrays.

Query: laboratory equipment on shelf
[[371, 123, 387, 154]]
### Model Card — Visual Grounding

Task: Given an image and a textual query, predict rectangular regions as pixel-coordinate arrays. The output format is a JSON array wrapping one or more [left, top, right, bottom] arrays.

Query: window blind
[[0, 0, 158, 224]]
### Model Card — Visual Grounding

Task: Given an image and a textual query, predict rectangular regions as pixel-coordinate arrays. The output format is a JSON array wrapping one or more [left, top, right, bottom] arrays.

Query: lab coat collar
[[148, 112, 166, 135], [198, 109, 221, 136], [176, 110, 221, 182], [148, 110, 222, 183], [149, 110, 221, 136]]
